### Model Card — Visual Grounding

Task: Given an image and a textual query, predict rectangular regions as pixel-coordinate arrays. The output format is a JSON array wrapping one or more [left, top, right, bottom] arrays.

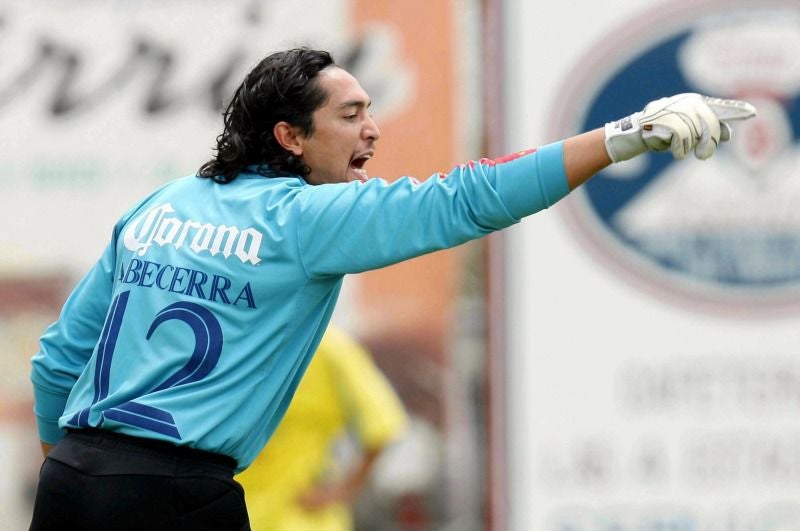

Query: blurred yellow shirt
[[236, 327, 407, 531]]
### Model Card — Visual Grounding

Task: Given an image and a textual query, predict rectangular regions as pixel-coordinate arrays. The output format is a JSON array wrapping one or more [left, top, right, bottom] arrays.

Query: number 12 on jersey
[[69, 290, 224, 439]]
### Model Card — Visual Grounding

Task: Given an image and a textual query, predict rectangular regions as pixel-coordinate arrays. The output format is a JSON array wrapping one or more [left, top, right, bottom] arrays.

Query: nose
[[364, 115, 381, 141]]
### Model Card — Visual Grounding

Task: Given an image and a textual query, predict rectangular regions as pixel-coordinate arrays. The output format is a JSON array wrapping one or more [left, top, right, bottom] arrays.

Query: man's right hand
[[604, 93, 757, 162]]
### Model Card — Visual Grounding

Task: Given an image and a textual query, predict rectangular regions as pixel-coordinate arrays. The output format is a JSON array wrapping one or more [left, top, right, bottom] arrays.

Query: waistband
[[65, 428, 237, 471]]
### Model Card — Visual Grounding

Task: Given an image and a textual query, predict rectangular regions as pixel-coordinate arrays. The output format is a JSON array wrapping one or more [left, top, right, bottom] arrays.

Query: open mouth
[[349, 154, 372, 181]]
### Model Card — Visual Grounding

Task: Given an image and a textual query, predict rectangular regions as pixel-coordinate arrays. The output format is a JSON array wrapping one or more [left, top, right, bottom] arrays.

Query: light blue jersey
[[31, 142, 568, 472]]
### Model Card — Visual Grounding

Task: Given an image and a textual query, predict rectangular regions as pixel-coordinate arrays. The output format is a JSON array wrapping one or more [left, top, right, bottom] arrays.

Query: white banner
[[502, 1, 800, 529]]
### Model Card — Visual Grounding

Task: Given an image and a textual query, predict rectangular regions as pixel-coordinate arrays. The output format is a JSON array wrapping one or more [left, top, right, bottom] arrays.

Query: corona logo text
[[123, 203, 262, 265]]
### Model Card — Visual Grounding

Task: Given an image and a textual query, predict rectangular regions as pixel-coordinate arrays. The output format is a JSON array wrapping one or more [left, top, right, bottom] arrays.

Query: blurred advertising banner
[[500, 0, 800, 530], [0, 1, 487, 529]]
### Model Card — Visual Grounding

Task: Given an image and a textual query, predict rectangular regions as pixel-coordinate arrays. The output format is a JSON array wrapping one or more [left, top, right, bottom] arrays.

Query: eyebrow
[[337, 100, 372, 110]]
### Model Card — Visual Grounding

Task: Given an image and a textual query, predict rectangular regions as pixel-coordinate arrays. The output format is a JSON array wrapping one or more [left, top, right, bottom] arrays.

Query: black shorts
[[29, 429, 250, 531]]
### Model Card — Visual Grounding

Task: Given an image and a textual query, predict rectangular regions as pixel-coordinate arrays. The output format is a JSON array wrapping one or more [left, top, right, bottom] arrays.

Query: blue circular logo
[[554, 2, 800, 315]]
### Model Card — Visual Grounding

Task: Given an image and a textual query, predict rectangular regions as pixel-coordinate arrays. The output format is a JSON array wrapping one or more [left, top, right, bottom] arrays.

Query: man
[[236, 326, 406, 531], [29, 48, 754, 529]]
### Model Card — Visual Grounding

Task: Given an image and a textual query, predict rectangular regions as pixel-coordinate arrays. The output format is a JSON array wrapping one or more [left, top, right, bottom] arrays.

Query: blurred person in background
[[236, 326, 406, 531], [28, 46, 755, 530]]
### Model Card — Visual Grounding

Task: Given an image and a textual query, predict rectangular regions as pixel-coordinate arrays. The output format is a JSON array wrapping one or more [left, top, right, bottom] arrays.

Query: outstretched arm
[[296, 93, 755, 277]]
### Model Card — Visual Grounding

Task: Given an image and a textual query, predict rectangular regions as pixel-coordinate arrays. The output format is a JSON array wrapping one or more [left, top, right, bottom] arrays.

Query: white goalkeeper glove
[[604, 93, 757, 162]]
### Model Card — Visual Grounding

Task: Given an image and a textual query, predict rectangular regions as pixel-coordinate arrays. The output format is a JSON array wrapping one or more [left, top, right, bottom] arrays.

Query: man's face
[[296, 66, 380, 185]]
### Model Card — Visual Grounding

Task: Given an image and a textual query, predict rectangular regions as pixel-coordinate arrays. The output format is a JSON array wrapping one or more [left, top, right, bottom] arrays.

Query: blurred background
[[3, 0, 800, 529]]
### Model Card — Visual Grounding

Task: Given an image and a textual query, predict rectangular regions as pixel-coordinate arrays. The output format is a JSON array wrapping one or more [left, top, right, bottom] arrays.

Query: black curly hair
[[198, 48, 335, 183]]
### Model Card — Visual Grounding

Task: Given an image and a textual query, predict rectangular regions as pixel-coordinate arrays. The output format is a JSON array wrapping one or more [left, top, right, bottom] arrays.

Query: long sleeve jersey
[[30, 141, 568, 472]]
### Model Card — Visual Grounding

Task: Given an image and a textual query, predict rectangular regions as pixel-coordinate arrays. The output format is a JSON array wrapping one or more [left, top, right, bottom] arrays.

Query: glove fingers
[[703, 96, 757, 122], [642, 121, 691, 159], [693, 105, 721, 160], [719, 122, 732, 143], [694, 132, 716, 160], [671, 132, 689, 160]]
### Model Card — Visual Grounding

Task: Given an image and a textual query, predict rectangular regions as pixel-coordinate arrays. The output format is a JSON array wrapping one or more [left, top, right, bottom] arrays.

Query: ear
[[273, 121, 304, 156]]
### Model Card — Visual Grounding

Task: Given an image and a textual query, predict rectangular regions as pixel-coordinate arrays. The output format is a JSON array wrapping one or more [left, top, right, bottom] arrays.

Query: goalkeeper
[[29, 47, 755, 530]]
